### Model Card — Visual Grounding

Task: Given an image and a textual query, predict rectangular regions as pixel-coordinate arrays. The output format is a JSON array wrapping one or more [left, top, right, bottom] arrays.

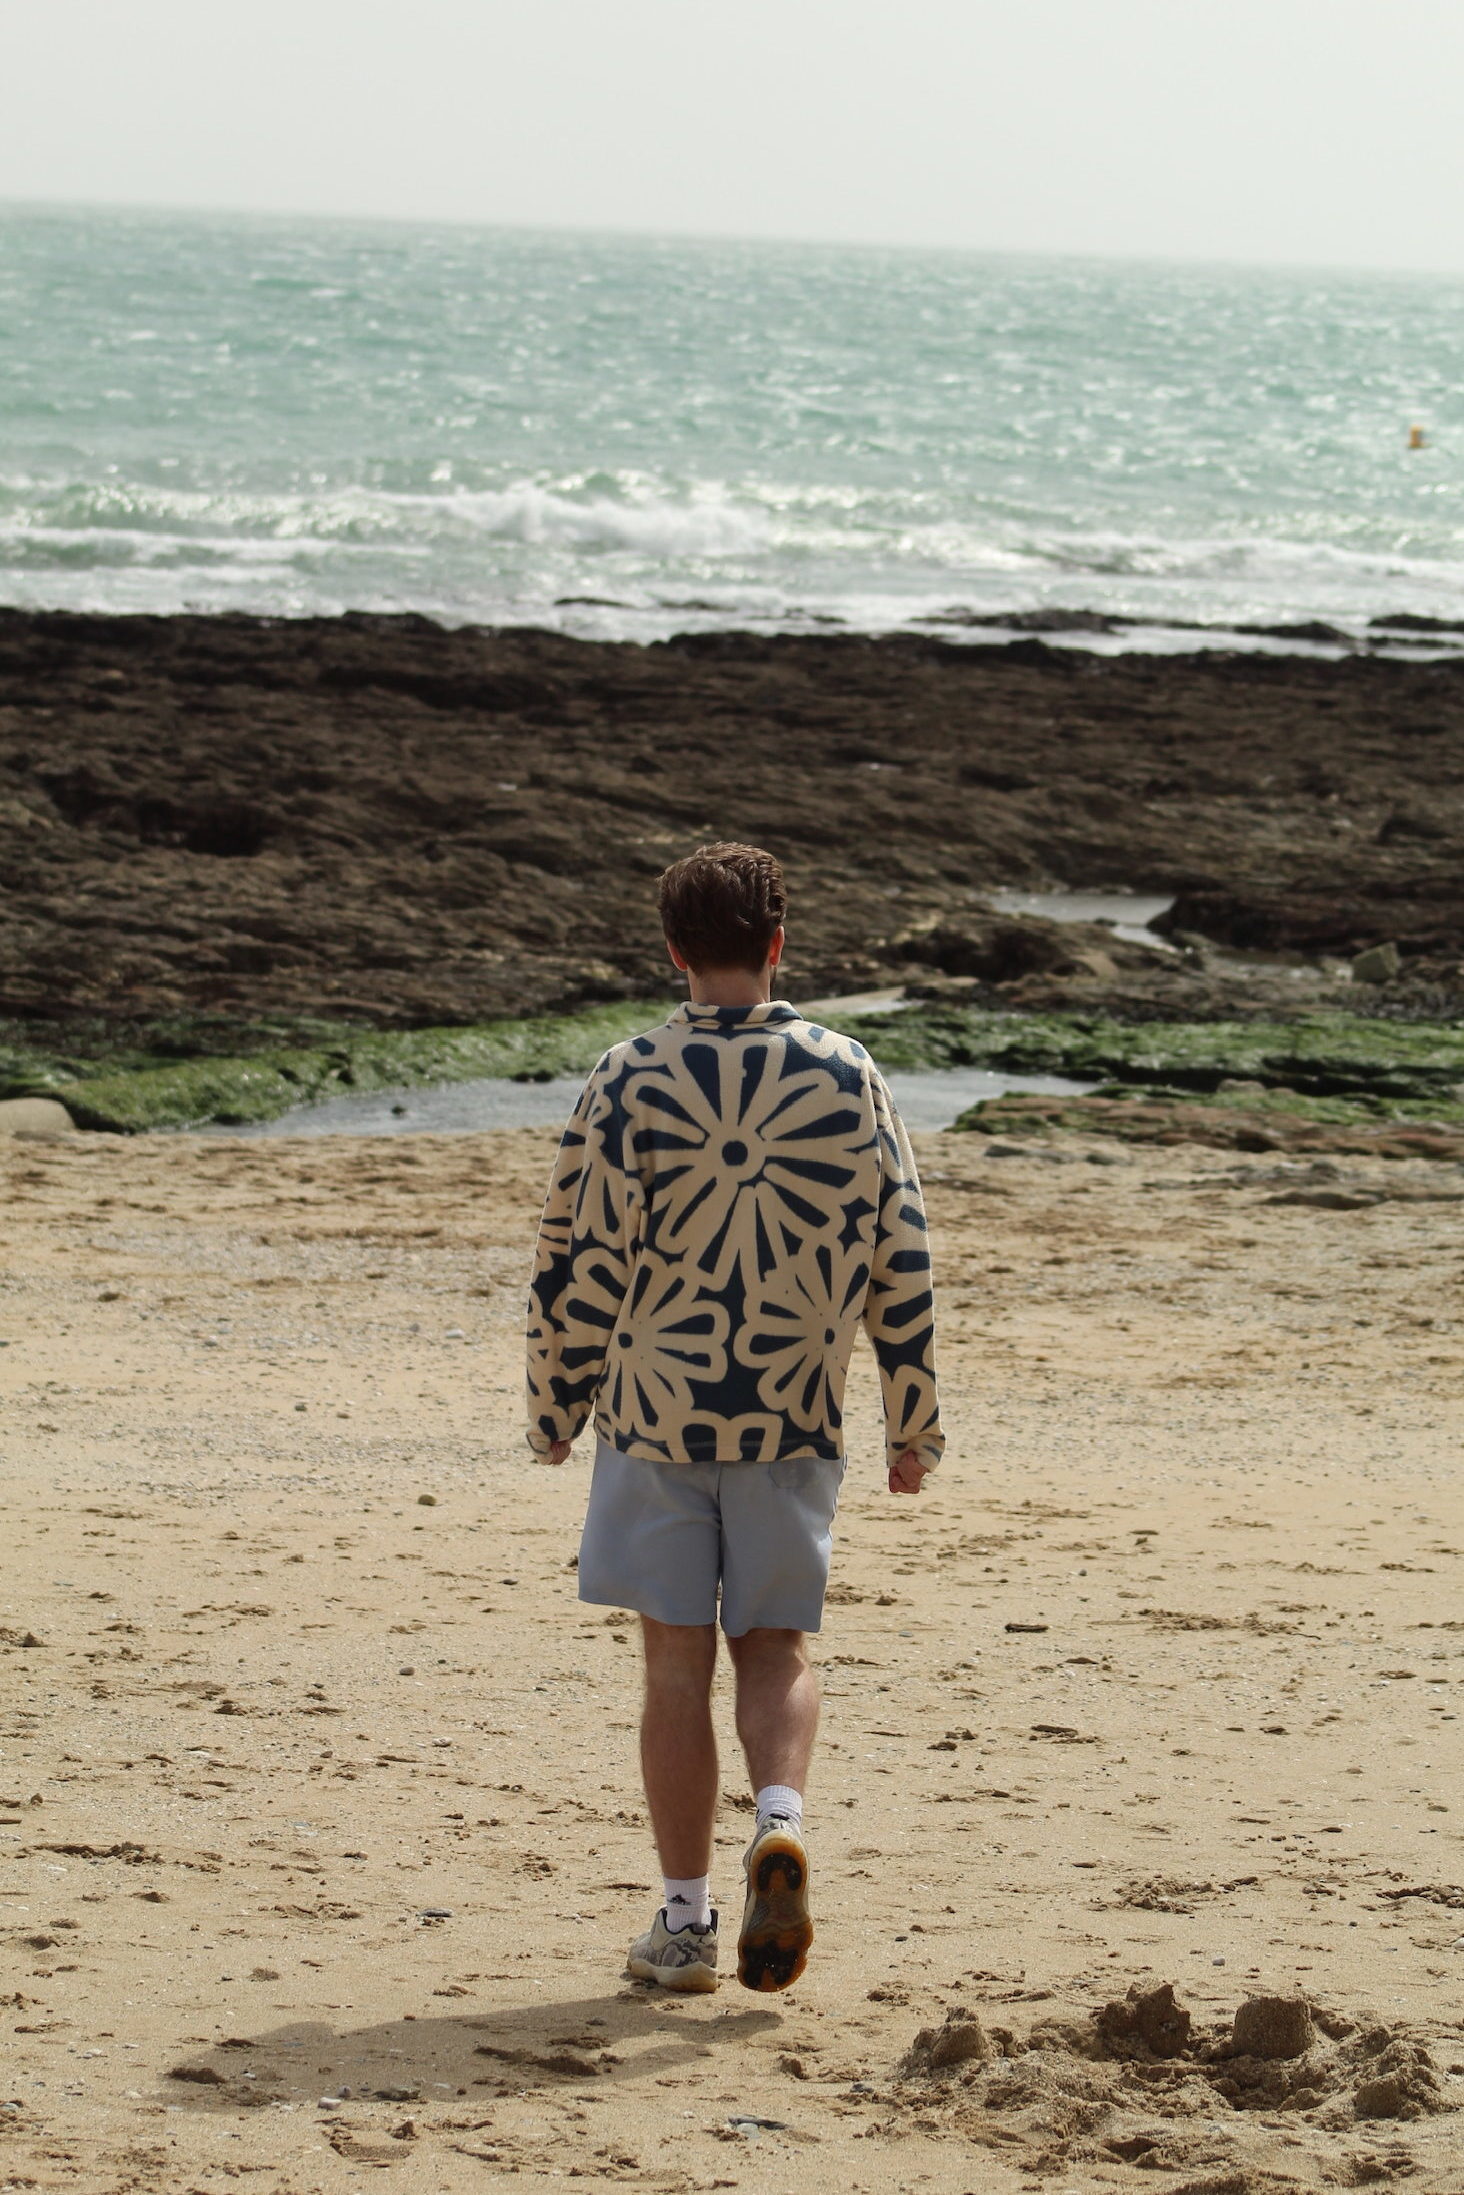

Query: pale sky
[[3, 0, 1463, 271]]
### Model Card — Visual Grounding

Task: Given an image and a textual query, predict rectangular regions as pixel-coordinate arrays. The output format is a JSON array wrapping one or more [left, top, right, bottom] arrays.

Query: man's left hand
[[888, 1449, 931, 1495], [543, 1438, 572, 1467]]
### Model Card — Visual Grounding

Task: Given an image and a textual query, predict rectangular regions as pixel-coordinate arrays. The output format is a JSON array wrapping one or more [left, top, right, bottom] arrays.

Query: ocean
[[2, 203, 1462, 648]]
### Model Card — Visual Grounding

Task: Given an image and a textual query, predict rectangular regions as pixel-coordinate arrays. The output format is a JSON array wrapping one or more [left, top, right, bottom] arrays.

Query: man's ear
[[768, 924, 786, 969], [666, 937, 691, 973]]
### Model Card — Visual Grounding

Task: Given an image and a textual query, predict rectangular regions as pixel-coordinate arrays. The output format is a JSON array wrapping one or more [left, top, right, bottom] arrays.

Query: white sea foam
[[447, 482, 769, 559]]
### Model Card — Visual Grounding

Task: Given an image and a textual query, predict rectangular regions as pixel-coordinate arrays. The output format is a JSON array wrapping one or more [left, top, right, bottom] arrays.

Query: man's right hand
[[543, 1438, 572, 1467], [889, 1448, 931, 1495]]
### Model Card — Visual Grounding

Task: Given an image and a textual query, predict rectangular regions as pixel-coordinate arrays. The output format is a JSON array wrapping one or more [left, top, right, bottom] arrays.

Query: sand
[[2, 1121, 1462, 2193]]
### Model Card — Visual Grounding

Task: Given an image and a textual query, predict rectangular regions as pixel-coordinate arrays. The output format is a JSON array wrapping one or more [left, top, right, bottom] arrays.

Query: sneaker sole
[[737, 1829, 813, 1993], [626, 1953, 718, 1994]]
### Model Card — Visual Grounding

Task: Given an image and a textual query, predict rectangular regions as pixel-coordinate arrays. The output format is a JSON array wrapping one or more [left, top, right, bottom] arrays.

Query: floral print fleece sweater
[[526, 998, 945, 1471]]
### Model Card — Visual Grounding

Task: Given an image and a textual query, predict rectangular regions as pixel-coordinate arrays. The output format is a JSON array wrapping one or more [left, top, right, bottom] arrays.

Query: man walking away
[[526, 843, 944, 1992]]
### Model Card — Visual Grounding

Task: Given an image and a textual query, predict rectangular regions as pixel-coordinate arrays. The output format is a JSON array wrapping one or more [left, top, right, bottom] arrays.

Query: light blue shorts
[[577, 1441, 847, 1637]]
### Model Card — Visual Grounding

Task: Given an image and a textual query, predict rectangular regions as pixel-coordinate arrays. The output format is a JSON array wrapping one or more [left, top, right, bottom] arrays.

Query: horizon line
[[4, 191, 1464, 287]]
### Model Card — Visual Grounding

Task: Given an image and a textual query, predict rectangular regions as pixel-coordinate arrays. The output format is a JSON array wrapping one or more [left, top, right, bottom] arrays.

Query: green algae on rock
[[838, 1006, 1464, 1107], [0, 1001, 674, 1133], [1080, 1080, 1464, 1129], [3, 997, 1461, 1135], [951, 1090, 1464, 1162]]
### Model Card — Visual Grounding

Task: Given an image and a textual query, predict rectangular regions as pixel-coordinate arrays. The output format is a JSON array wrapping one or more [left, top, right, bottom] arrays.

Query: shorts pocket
[[769, 1455, 844, 1497]]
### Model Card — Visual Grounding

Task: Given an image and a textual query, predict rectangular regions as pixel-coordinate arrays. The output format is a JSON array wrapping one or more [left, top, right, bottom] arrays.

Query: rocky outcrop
[[1, 611, 1461, 1031]]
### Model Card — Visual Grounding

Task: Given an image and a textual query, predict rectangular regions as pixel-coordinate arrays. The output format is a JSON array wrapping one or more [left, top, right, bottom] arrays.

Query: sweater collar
[[670, 998, 801, 1030]]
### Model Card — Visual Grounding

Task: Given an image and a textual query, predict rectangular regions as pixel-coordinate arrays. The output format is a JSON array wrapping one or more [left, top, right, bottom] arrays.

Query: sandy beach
[[3, 1117, 1461, 2192]]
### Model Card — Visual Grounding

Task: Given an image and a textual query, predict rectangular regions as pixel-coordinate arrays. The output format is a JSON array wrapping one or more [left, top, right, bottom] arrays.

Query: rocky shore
[[2, 610, 1461, 1026], [1, 611, 1460, 1132]]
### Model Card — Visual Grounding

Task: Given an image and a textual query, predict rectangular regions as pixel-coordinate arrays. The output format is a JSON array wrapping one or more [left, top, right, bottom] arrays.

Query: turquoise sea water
[[2, 204, 1462, 644]]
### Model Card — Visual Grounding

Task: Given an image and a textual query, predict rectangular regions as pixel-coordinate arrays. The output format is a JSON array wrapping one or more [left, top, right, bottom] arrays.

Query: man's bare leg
[[726, 1627, 819, 1793], [639, 1617, 719, 1877], [726, 1627, 818, 1992]]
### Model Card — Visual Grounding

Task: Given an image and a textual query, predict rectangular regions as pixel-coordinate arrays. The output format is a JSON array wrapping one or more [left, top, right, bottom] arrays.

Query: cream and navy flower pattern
[[526, 1000, 944, 1470]]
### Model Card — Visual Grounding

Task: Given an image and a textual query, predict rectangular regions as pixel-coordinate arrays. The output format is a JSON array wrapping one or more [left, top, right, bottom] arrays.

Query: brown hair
[[658, 843, 787, 974]]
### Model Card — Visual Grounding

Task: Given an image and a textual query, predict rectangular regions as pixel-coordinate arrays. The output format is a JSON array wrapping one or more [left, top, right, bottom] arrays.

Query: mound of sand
[[892, 1989, 1454, 2184]]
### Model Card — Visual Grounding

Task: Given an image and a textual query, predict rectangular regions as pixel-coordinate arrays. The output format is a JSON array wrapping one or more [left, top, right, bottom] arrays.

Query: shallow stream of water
[[987, 888, 1175, 949], [208, 1064, 1096, 1139]]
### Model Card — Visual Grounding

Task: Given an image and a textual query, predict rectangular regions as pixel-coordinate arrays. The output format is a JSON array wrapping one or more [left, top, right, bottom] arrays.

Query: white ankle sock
[[755, 1783, 803, 1827], [663, 1874, 712, 1931]]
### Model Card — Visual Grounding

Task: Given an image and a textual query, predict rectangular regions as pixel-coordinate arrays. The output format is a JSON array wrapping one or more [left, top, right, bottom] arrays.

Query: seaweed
[[836, 1005, 1464, 1106], [4, 998, 1462, 1135], [0, 1001, 674, 1133]]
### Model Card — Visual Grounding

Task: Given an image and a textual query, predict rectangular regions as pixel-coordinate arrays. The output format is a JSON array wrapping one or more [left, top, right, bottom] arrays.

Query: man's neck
[[686, 964, 779, 1008]]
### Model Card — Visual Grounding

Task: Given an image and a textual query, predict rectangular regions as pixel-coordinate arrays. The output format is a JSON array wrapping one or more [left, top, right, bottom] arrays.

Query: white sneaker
[[626, 1907, 719, 1993]]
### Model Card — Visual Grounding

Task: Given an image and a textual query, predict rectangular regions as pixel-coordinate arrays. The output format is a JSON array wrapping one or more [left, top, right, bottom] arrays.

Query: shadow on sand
[[159, 1985, 787, 2113]]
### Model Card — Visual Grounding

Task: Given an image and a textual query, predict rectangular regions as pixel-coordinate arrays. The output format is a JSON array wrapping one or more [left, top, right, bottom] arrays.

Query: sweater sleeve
[[861, 1068, 946, 1472], [524, 1057, 641, 1457]]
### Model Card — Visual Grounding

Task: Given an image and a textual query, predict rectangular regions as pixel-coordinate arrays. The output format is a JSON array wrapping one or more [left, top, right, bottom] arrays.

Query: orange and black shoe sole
[[737, 1827, 814, 1993]]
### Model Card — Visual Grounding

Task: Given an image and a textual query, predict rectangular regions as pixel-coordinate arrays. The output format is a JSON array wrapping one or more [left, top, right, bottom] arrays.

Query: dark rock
[[1352, 942, 1401, 983], [1369, 611, 1464, 635], [1005, 608, 1127, 634], [898, 916, 1084, 983], [1377, 805, 1451, 843], [1234, 620, 1354, 646], [1155, 884, 1458, 959]]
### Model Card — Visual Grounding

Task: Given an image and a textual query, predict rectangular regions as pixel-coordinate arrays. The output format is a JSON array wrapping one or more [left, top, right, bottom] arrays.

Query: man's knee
[[726, 1626, 809, 1672], [640, 1616, 718, 1693]]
